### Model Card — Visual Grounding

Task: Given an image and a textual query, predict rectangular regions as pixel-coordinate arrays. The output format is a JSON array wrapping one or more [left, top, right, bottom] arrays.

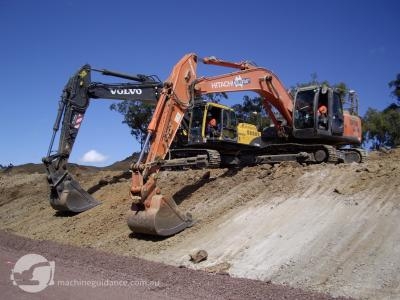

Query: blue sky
[[0, 0, 399, 166]]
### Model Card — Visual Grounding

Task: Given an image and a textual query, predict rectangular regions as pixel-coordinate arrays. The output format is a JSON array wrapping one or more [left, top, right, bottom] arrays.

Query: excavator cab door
[[330, 91, 344, 135], [221, 108, 238, 141], [312, 86, 344, 136], [315, 86, 330, 133], [204, 104, 223, 139]]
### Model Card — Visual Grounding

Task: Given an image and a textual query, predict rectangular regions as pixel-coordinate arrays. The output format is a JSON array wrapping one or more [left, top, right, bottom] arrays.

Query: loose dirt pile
[[1, 149, 399, 299]]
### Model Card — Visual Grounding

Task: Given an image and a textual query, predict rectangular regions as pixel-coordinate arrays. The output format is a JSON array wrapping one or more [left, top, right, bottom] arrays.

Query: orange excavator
[[126, 53, 364, 236]]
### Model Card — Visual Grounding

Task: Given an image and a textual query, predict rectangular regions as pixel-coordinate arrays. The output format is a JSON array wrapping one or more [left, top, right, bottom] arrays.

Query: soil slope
[[1, 150, 399, 299]]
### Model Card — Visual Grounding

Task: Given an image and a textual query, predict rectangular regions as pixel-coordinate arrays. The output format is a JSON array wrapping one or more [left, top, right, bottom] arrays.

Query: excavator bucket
[[48, 174, 100, 213], [127, 194, 192, 236]]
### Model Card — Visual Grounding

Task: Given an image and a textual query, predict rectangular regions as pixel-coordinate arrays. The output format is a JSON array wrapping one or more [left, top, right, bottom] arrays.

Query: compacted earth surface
[[1, 149, 399, 299]]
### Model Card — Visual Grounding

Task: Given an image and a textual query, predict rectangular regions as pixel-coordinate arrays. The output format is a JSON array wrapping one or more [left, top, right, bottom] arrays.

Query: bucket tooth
[[127, 195, 192, 236]]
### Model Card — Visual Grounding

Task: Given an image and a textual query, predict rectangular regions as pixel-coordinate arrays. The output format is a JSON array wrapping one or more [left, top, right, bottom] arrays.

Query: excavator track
[[339, 148, 367, 163], [206, 149, 222, 167], [244, 143, 343, 165], [324, 145, 340, 164], [163, 148, 221, 169], [164, 144, 351, 171]]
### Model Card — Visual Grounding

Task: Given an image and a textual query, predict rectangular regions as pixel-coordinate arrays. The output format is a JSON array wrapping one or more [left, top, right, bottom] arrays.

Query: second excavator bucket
[[127, 194, 192, 236], [47, 173, 100, 213]]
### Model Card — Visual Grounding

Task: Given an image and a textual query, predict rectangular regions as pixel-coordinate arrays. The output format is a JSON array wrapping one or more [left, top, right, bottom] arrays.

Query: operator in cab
[[317, 104, 328, 129], [207, 114, 219, 137]]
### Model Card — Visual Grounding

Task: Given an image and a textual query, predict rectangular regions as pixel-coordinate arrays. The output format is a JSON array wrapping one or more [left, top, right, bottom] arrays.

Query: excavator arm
[[43, 64, 163, 213], [127, 53, 198, 236], [195, 56, 294, 132]]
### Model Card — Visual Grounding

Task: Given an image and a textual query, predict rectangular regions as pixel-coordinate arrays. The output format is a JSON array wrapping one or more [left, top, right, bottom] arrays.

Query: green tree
[[303, 72, 320, 86], [383, 105, 400, 146], [110, 101, 154, 149], [362, 74, 400, 149], [389, 73, 400, 103], [333, 82, 349, 102], [201, 92, 227, 103], [232, 95, 270, 130], [362, 105, 400, 149]]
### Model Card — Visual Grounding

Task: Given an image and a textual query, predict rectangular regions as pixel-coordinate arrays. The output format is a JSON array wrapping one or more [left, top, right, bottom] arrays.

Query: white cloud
[[80, 150, 108, 163]]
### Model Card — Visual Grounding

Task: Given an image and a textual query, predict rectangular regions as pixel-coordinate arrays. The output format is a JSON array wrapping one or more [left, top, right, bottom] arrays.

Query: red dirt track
[[0, 231, 341, 300]]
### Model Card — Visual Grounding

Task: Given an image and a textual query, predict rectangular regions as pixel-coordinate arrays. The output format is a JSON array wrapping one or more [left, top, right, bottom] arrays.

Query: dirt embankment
[[1, 150, 399, 299]]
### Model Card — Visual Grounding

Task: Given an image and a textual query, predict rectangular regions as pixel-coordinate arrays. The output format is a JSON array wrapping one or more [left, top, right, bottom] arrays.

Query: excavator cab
[[292, 85, 355, 143], [187, 102, 238, 143], [165, 101, 260, 168], [185, 101, 263, 152]]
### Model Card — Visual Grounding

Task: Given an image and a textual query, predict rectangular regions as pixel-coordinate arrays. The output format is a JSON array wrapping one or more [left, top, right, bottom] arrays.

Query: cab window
[[221, 109, 237, 140], [294, 90, 315, 129], [331, 92, 344, 134], [189, 106, 203, 141]]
